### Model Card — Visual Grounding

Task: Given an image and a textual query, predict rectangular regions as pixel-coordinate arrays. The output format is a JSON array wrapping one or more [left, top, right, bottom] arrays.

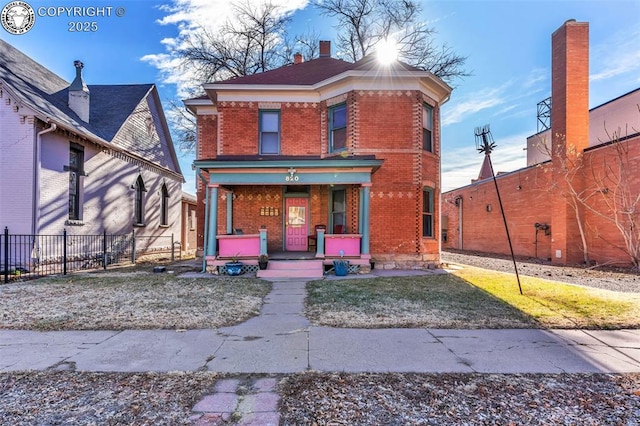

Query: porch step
[[257, 259, 324, 279]]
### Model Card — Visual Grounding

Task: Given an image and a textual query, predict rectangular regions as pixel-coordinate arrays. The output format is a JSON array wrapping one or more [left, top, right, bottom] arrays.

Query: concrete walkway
[[2, 272, 640, 425], [1, 275, 640, 374]]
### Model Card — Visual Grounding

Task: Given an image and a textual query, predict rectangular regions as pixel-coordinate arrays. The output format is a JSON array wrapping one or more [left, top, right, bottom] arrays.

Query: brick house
[[186, 41, 452, 273], [442, 20, 640, 268], [0, 40, 184, 262]]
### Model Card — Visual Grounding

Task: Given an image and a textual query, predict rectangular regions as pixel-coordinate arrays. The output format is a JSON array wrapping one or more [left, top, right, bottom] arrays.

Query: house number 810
[[285, 176, 299, 182]]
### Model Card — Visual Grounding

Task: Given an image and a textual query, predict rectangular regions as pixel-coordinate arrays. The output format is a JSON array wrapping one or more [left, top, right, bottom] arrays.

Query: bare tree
[[534, 113, 640, 269], [171, 0, 468, 152], [313, 0, 468, 82], [178, 1, 292, 83], [583, 121, 640, 269]]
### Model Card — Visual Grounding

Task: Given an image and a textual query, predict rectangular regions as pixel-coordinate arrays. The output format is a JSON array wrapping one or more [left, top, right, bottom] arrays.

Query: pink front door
[[285, 197, 308, 251]]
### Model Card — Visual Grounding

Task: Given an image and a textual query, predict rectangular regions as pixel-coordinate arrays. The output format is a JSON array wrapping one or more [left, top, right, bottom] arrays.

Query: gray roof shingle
[[0, 39, 181, 175]]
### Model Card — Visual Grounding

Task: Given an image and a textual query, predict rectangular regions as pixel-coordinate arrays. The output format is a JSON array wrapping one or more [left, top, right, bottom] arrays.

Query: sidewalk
[[2, 272, 640, 425], [1, 275, 639, 374]]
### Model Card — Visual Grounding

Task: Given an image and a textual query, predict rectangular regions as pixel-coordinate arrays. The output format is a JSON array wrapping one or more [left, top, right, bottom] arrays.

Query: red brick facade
[[442, 21, 640, 268], [187, 49, 452, 268]]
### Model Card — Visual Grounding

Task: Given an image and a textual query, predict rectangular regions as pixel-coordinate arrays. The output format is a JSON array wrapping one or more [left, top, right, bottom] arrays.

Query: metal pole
[[63, 229, 67, 275], [3, 227, 8, 284], [171, 233, 175, 262], [487, 154, 523, 295], [131, 230, 136, 264], [103, 229, 107, 270]]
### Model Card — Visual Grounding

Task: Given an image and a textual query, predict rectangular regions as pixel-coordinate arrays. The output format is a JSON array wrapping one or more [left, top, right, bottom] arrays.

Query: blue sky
[[2, 0, 639, 195]]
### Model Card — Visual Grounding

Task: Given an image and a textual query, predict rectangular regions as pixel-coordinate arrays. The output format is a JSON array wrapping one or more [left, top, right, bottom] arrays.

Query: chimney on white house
[[319, 40, 331, 58], [294, 52, 303, 64], [68, 60, 90, 122]]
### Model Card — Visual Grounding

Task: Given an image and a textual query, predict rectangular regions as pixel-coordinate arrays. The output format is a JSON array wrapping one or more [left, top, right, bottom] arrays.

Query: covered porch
[[194, 156, 382, 276]]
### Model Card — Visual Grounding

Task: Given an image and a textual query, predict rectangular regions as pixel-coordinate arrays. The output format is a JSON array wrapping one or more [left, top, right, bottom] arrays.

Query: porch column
[[207, 184, 219, 256], [360, 183, 371, 256], [226, 191, 233, 234], [259, 227, 268, 255], [315, 228, 325, 258]]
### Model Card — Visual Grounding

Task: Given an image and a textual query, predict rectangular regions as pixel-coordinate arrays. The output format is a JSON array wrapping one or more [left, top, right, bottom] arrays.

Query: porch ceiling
[[194, 155, 383, 185]]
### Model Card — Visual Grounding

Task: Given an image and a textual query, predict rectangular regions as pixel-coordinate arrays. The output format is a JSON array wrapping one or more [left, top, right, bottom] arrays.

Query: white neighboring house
[[0, 40, 183, 251]]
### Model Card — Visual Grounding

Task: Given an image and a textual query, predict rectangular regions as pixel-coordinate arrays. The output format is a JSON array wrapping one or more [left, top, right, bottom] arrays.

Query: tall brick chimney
[[319, 40, 331, 58], [550, 19, 589, 265]]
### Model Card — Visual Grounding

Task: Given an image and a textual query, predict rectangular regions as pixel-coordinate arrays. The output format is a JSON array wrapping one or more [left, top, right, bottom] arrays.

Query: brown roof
[[476, 155, 494, 181], [215, 55, 423, 86]]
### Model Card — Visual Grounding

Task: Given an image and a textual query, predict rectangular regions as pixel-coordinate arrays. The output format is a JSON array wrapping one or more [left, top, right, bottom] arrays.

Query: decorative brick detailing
[[258, 102, 281, 109]]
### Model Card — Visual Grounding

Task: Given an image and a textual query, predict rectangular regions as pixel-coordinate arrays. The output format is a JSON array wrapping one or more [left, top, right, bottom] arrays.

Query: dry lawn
[[0, 269, 271, 331], [305, 274, 537, 328]]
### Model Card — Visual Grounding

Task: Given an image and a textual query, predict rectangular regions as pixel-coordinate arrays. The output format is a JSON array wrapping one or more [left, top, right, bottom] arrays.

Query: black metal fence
[[1, 227, 178, 283]]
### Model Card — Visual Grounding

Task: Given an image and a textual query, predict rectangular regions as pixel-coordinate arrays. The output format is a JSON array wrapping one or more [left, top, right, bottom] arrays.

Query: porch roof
[[194, 155, 383, 185]]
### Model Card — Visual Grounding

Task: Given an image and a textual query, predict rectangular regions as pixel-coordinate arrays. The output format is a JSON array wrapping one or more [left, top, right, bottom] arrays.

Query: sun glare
[[376, 39, 398, 65]]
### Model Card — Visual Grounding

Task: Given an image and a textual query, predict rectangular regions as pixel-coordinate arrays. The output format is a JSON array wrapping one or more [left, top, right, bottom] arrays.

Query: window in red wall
[[259, 110, 280, 154], [329, 103, 347, 152], [423, 104, 433, 153], [422, 187, 434, 237]]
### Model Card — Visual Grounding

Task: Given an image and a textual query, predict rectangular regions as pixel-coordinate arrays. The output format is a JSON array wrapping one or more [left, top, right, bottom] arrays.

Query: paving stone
[[214, 378, 240, 393], [192, 412, 231, 426], [192, 393, 238, 413], [253, 377, 278, 392], [236, 411, 280, 426], [238, 392, 280, 413]]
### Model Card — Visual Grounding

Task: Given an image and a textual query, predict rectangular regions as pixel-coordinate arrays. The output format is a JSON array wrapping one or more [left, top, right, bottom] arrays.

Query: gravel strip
[[0, 371, 219, 425], [442, 249, 640, 293], [279, 372, 640, 425]]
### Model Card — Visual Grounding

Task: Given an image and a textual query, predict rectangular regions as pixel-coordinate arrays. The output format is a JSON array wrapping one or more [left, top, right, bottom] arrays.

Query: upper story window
[[423, 104, 433, 153], [329, 103, 347, 152], [259, 110, 280, 154], [68, 144, 84, 221]]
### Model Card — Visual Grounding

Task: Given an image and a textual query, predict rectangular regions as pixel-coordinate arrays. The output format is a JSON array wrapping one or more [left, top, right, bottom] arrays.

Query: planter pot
[[333, 260, 350, 276], [258, 261, 268, 270], [225, 261, 244, 276]]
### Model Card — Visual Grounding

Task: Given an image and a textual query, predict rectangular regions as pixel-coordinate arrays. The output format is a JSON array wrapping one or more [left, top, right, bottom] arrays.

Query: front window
[[331, 188, 346, 233], [423, 104, 433, 152], [68, 144, 84, 220], [134, 175, 146, 225], [329, 103, 347, 152], [259, 110, 280, 154], [160, 183, 169, 226], [422, 187, 434, 237]]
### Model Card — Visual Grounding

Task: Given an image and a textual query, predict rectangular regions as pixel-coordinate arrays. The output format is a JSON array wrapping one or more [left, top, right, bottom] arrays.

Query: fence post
[[3, 227, 8, 284], [103, 229, 107, 270], [63, 229, 67, 275], [131, 230, 136, 264], [171, 233, 175, 262]]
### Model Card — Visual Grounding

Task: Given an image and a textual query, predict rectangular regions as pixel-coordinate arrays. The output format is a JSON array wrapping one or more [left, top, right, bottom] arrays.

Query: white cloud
[[145, 0, 311, 98], [442, 131, 529, 192], [442, 66, 549, 128], [591, 26, 640, 82]]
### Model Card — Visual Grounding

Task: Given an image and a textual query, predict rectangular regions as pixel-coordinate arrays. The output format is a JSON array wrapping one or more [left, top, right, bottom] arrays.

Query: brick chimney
[[550, 19, 589, 265], [294, 53, 303, 64], [551, 19, 589, 158], [319, 40, 331, 58], [68, 60, 90, 123]]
